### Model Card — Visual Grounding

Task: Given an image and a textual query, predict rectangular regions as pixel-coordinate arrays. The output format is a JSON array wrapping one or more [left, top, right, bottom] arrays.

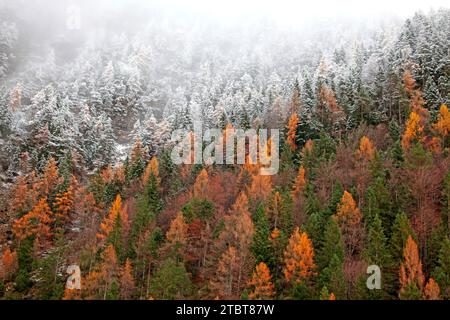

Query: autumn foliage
[[283, 227, 316, 284], [248, 262, 275, 300]]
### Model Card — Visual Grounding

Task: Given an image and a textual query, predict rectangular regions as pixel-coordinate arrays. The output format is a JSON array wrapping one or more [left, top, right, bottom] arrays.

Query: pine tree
[[317, 218, 346, 299], [362, 214, 390, 298], [248, 262, 275, 300], [251, 205, 274, 268], [432, 237, 450, 299], [150, 258, 192, 300], [265, 191, 293, 234], [129, 168, 162, 257]]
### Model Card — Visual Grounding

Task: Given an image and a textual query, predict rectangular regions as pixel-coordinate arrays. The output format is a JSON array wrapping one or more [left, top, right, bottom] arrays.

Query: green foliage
[[364, 177, 394, 233], [35, 248, 66, 300], [317, 218, 346, 298], [181, 198, 215, 223], [432, 237, 450, 299], [251, 205, 274, 269], [149, 258, 193, 300]]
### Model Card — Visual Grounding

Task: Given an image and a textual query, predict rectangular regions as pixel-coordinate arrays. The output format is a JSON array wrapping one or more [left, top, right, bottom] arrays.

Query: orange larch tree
[[211, 246, 240, 299], [166, 212, 188, 248], [399, 236, 425, 299], [283, 227, 316, 284], [334, 191, 363, 255], [97, 194, 128, 255], [286, 113, 299, 152], [248, 262, 275, 300], [119, 259, 136, 299], [0, 247, 18, 281], [193, 168, 209, 199], [40, 157, 63, 197], [291, 165, 307, 200], [423, 278, 440, 300], [433, 104, 450, 148], [247, 173, 272, 206], [54, 176, 77, 231], [356, 136, 375, 161], [142, 157, 160, 186], [402, 111, 424, 150], [83, 244, 120, 300], [13, 198, 53, 248], [213, 193, 255, 298], [266, 191, 282, 230]]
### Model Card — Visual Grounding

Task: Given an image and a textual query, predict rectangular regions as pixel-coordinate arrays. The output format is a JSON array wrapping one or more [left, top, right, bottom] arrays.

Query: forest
[[0, 1, 449, 300]]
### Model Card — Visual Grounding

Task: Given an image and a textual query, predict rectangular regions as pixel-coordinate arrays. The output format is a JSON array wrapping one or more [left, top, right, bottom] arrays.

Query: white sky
[[148, 0, 449, 20]]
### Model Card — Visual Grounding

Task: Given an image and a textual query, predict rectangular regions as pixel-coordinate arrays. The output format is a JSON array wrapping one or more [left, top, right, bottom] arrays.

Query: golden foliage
[[0, 247, 18, 281], [402, 111, 424, 150], [399, 236, 425, 296], [142, 157, 159, 185], [335, 191, 362, 228], [433, 104, 450, 138], [13, 198, 53, 244], [248, 262, 275, 300], [291, 166, 307, 200], [166, 212, 188, 246], [287, 113, 299, 152], [193, 168, 209, 199], [356, 136, 375, 161], [97, 194, 127, 241], [283, 227, 316, 284]]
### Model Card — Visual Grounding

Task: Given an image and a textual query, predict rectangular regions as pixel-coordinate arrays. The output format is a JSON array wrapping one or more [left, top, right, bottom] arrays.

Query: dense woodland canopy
[[0, 2, 449, 300]]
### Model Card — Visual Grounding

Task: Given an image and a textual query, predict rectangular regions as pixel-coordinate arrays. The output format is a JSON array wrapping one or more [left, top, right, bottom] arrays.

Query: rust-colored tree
[[433, 104, 450, 148], [13, 198, 53, 248], [83, 244, 120, 300], [291, 166, 307, 200], [213, 193, 255, 298], [142, 157, 159, 186], [40, 157, 63, 197], [286, 113, 299, 152], [399, 236, 425, 299], [334, 191, 363, 255], [248, 262, 275, 300], [402, 111, 424, 150], [193, 169, 209, 199], [54, 176, 77, 231], [356, 136, 375, 161], [0, 248, 18, 281], [423, 278, 440, 300], [283, 227, 316, 284], [97, 195, 129, 257], [166, 212, 188, 255], [247, 173, 272, 205], [120, 259, 136, 299]]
